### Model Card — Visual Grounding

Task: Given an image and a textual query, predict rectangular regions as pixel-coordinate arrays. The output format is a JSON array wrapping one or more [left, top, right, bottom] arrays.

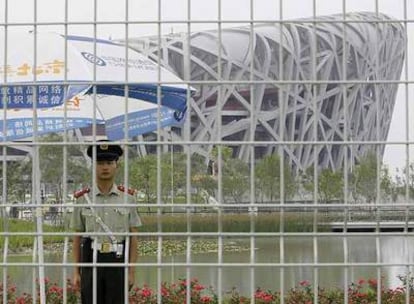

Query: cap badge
[[100, 144, 108, 150]]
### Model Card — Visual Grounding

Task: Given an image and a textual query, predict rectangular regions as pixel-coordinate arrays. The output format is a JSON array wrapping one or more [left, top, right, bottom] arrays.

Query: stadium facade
[[127, 12, 405, 173]]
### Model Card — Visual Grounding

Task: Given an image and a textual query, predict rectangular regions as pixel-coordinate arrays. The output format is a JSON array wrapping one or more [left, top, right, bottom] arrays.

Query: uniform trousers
[[80, 239, 127, 304]]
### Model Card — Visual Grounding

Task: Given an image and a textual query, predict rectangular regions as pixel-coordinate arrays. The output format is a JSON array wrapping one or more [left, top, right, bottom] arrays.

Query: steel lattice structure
[[126, 12, 405, 172]]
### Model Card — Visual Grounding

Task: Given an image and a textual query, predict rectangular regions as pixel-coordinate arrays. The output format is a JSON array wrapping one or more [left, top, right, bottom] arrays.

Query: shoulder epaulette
[[74, 187, 90, 199], [117, 185, 137, 196]]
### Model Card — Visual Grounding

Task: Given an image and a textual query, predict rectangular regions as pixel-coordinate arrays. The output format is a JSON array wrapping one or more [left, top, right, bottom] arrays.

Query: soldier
[[70, 141, 142, 304]]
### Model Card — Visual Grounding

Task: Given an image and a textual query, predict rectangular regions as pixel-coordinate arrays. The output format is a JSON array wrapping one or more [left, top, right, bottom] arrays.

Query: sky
[[0, 0, 413, 175]]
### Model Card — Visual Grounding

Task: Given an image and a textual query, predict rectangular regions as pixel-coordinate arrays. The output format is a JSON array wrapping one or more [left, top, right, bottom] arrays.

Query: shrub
[[0, 277, 18, 303], [0, 277, 80, 304], [2, 275, 414, 303], [129, 277, 218, 304]]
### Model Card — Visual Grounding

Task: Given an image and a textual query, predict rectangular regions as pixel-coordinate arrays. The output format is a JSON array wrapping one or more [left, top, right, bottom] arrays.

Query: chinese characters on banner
[[0, 60, 68, 108]]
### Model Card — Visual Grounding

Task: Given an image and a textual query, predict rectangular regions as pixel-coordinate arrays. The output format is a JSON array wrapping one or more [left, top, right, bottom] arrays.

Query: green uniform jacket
[[70, 184, 142, 243]]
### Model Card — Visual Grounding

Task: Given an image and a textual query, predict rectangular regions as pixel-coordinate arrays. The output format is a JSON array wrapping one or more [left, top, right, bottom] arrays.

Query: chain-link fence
[[1, 0, 414, 303]]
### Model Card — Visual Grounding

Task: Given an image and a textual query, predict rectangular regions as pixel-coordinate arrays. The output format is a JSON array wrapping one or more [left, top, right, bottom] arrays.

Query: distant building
[[125, 12, 406, 173]]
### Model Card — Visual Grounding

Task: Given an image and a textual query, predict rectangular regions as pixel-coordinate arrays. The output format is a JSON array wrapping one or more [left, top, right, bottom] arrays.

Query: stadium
[[126, 12, 406, 173]]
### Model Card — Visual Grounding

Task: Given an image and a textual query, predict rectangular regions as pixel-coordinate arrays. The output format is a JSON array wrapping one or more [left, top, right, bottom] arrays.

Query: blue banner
[[0, 117, 98, 140], [0, 83, 188, 117], [0, 106, 183, 141], [93, 84, 188, 121], [105, 107, 183, 140], [0, 84, 89, 108]]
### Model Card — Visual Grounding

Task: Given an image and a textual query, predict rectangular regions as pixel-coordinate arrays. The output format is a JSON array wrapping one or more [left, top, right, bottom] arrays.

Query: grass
[[139, 212, 321, 233], [0, 212, 327, 251], [0, 218, 65, 250]]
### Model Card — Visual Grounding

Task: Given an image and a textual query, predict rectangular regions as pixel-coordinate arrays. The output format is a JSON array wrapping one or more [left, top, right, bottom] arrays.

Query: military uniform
[[71, 185, 141, 244], [70, 142, 142, 304]]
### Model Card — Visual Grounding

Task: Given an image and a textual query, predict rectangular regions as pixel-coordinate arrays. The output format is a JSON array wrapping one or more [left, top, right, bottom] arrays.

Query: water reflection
[[1, 235, 414, 295]]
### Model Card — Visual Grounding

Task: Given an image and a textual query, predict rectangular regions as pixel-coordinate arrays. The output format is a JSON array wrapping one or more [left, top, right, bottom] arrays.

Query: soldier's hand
[[73, 272, 81, 289], [128, 267, 135, 290]]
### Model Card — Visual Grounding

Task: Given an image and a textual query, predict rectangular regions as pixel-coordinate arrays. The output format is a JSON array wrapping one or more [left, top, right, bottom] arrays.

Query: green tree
[[191, 173, 217, 205], [126, 154, 158, 211], [351, 151, 396, 203], [189, 153, 217, 205], [302, 167, 344, 203], [210, 146, 250, 203], [211, 146, 233, 163], [3, 134, 89, 206], [125, 152, 203, 211], [39, 134, 89, 188], [255, 154, 296, 202], [222, 158, 249, 203], [39, 135, 89, 209], [184, 152, 216, 207], [0, 160, 31, 206], [159, 152, 188, 204], [380, 166, 398, 202], [393, 163, 414, 199]]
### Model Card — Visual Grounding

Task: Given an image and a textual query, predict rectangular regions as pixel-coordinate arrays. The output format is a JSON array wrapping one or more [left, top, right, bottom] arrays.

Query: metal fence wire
[[1, 0, 414, 303]]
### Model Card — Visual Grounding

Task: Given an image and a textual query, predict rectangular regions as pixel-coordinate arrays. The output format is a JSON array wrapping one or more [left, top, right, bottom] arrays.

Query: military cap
[[86, 141, 123, 161]]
